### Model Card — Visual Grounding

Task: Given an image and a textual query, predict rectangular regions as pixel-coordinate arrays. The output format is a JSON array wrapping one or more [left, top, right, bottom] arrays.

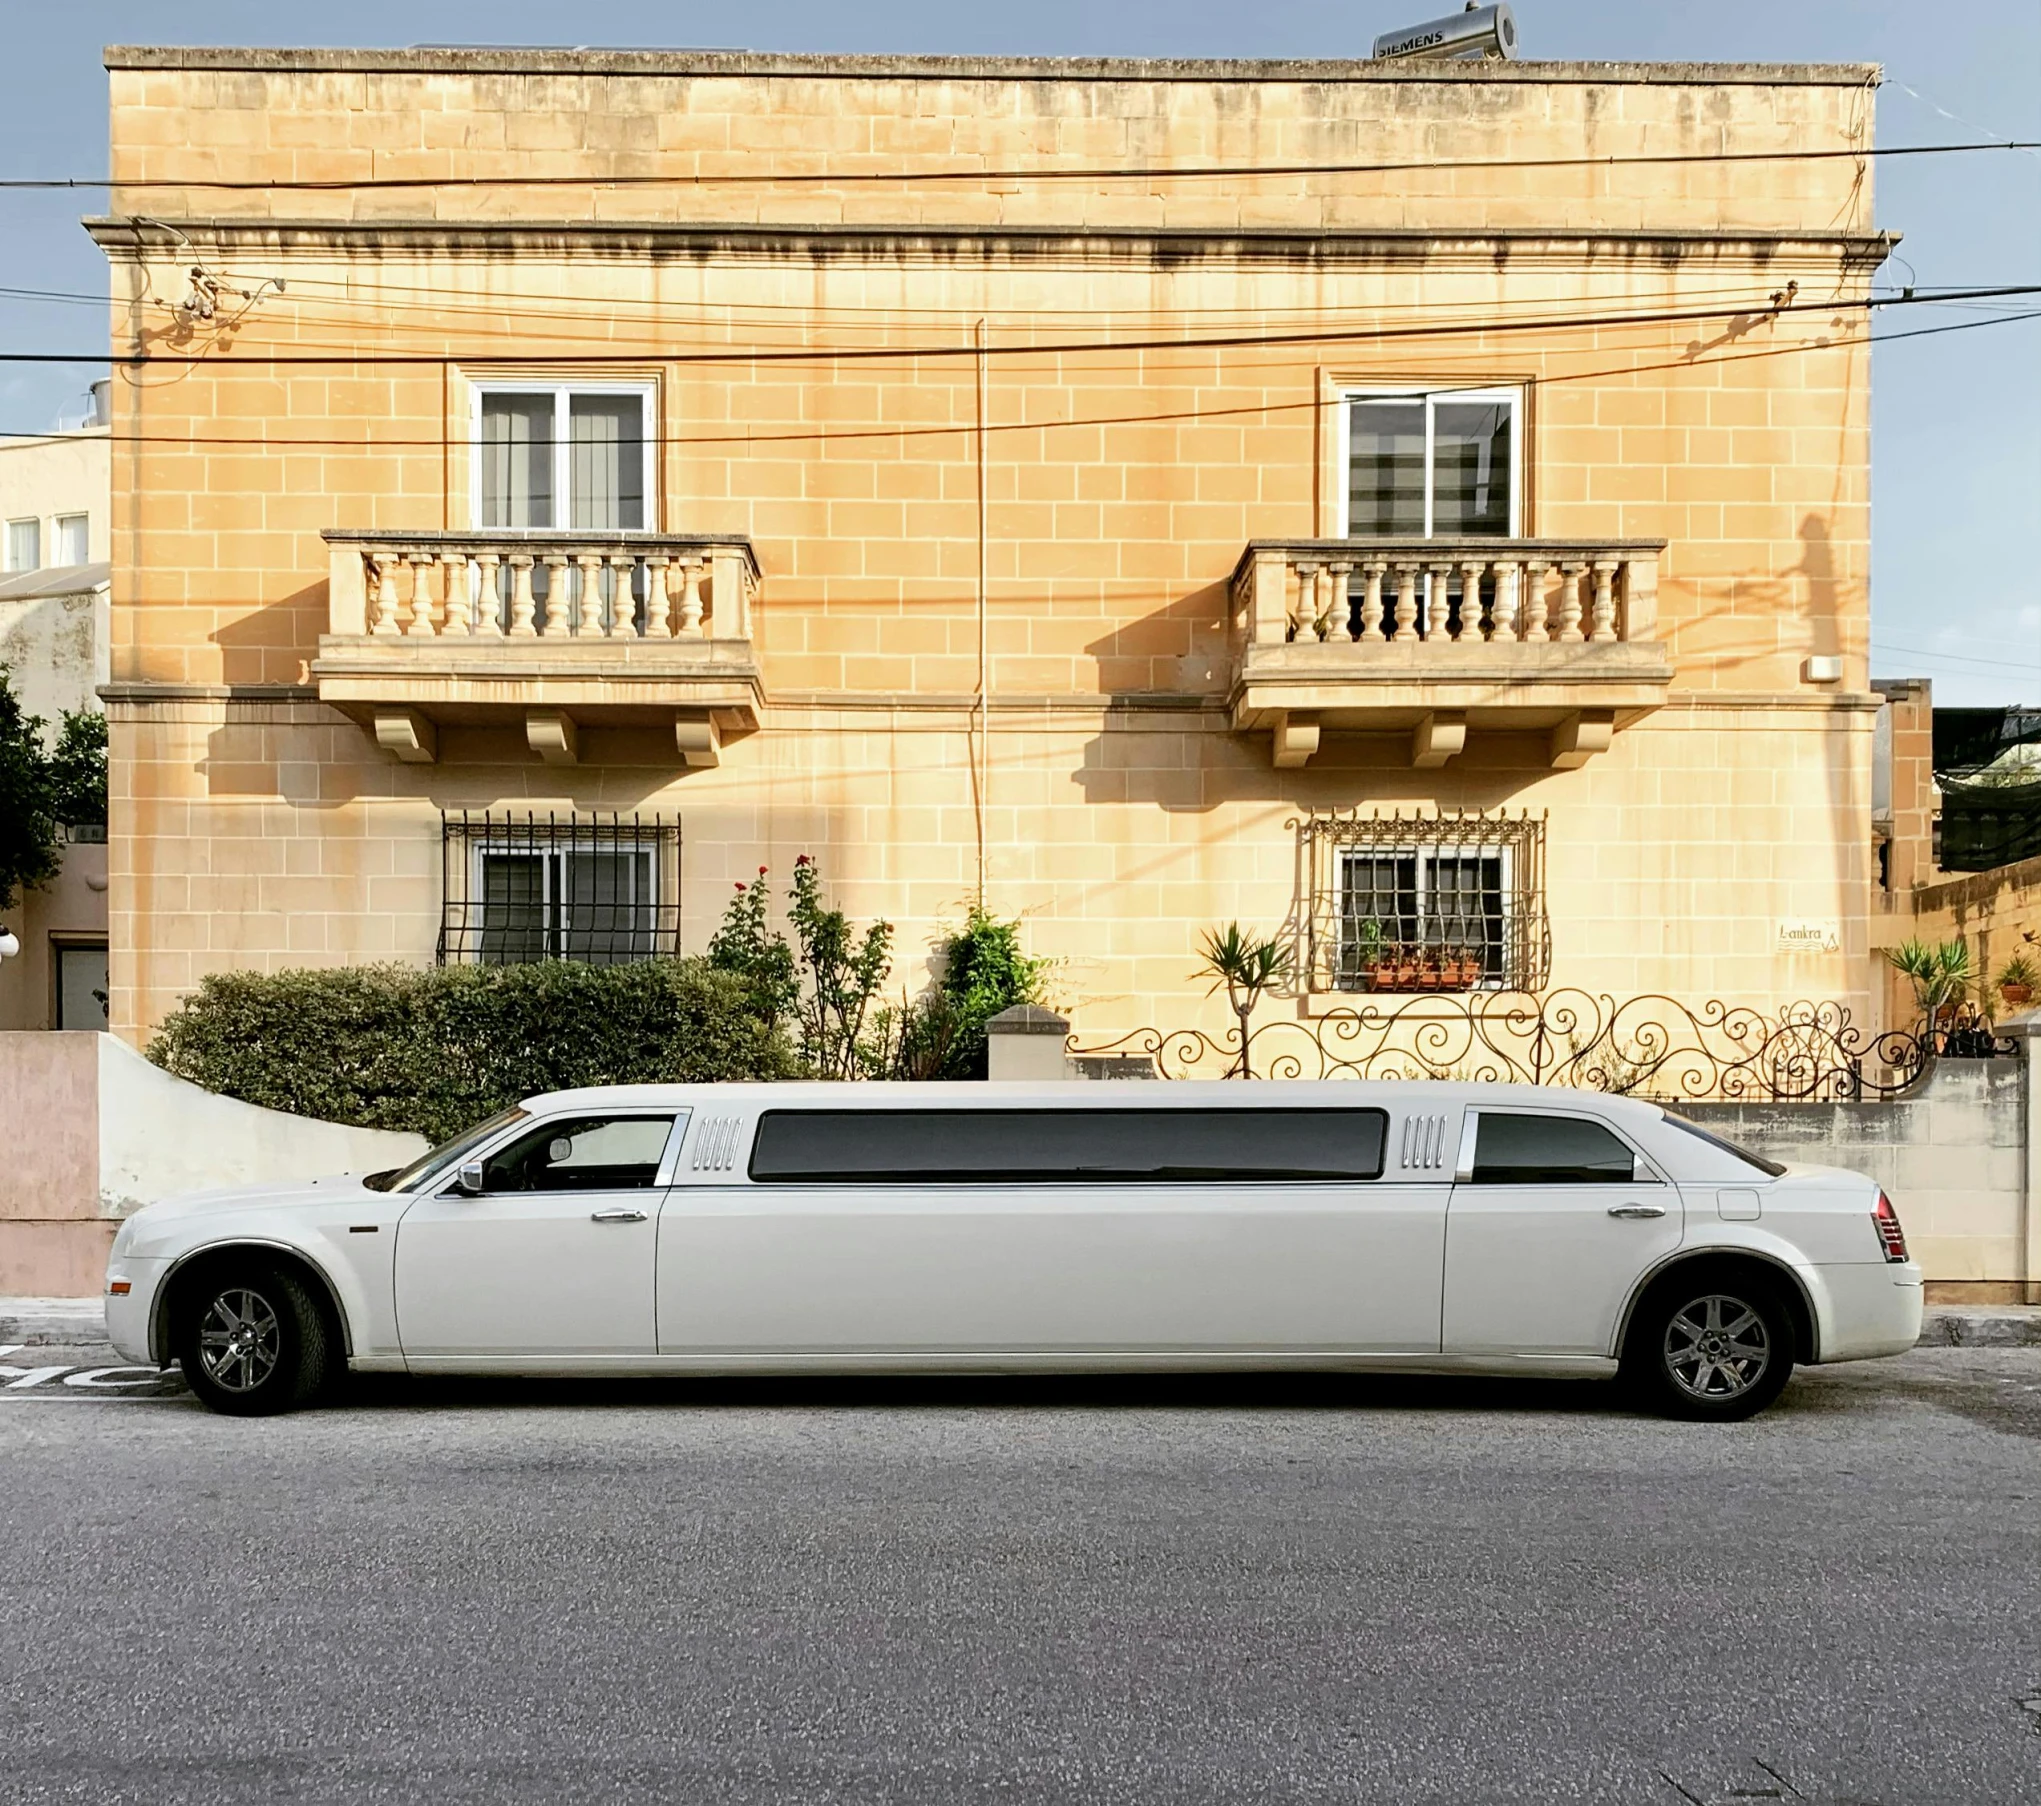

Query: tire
[[1621, 1267, 1796, 1422], [174, 1263, 332, 1417]]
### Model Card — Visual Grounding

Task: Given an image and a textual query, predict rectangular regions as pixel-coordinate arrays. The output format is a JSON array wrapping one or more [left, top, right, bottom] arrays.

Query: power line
[[8, 306, 2030, 452], [7, 284, 2037, 369], [5, 138, 2036, 193]]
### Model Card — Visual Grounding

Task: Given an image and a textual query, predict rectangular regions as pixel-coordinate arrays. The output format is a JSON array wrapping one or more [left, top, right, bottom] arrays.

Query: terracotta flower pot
[[2002, 983, 2032, 1008]]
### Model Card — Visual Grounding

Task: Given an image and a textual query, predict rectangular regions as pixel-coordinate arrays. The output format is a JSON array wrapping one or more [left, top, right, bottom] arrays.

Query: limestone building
[[96, 46, 1886, 1047]]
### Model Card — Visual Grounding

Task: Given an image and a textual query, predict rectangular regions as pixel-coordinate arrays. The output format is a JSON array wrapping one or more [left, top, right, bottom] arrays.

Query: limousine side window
[[749, 1108, 1388, 1183], [1468, 1112, 1640, 1185], [477, 1114, 676, 1194]]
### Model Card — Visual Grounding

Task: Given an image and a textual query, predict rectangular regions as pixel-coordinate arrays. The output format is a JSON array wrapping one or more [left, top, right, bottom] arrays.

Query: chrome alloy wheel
[[197, 1288, 282, 1394], [1663, 1293, 1771, 1402]]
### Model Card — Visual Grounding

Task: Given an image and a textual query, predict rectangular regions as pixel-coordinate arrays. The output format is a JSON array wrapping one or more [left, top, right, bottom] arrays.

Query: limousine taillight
[[1872, 1192, 1909, 1263]]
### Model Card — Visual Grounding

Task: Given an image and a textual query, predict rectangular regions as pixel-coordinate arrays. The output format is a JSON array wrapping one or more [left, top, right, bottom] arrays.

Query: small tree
[[0, 670, 57, 912], [45, 710, 107, 831], [788, 855, 894, 1079], [1197, 922, 1294, 1079]]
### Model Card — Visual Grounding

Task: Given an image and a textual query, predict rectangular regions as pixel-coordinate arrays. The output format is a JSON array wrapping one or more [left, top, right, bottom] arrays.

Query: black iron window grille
[[439, 811, 681, 966], [1304, 808, 1548, 993]]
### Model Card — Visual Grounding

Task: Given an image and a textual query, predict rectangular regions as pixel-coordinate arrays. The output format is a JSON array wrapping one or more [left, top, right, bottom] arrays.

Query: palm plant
[[1883, 937, 1973, 1024], [1196, 923, 1293, 1079]]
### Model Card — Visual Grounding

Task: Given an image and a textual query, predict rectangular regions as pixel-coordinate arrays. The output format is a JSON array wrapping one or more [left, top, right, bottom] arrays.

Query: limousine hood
[[119, 1172, 380, 1227]]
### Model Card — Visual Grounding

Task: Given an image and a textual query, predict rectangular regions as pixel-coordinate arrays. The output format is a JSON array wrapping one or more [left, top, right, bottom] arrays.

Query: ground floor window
[[1303, 809, 1548, 994], [439, 812, 681, 966], [53, 939, 108, 1029]]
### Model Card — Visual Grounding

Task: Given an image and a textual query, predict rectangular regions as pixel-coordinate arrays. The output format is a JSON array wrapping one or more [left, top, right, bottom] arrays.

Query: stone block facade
[[97, 48, 1888, 1046]]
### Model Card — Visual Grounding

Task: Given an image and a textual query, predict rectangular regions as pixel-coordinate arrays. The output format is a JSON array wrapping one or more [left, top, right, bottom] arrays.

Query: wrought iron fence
[[1069, 990, 2011, 1102]]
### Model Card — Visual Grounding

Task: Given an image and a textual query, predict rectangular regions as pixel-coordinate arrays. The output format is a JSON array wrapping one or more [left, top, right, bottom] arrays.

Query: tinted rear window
[[749, 1108, 1388, 1183], [1470, 1112, 1637, 1184]]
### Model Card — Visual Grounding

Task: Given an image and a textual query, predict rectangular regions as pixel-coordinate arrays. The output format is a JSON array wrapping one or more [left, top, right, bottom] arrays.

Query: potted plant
[[1996, 953, 2037, 1010], [1351, 917, 1386, 992], [1883, 937, 1972, 1028]]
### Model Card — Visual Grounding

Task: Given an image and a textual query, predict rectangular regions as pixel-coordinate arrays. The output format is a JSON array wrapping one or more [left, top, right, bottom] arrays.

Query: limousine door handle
[[590, 1207, 648, 1224], [1607, 1203, 1668, 1220]]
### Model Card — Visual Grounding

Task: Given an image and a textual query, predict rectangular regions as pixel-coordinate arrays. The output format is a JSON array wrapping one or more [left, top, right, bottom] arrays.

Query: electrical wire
[[8, 284, 2036, 368], [5, 139, 2037, 193], [6, 305, 2031, 452]]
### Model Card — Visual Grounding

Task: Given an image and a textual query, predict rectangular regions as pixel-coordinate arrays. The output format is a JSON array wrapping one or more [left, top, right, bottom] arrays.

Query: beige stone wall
[[96, 51, 1885, 1045], [108, 693, 1872, 1045]]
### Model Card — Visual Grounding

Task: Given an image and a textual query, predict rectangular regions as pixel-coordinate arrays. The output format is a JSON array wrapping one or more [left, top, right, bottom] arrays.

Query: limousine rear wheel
[[1623, 1267, 1795, 1421], [175, 1263, 332, 1417]]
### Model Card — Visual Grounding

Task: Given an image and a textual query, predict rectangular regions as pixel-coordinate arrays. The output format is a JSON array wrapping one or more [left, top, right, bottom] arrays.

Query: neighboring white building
[[0, 389, 111, 1033]]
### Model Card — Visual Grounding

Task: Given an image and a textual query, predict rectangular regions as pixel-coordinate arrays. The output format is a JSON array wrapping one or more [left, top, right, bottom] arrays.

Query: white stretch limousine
[[105, 1081, 1923, 1420]]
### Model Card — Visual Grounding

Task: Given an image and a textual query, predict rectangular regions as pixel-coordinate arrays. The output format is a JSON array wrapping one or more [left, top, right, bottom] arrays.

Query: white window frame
[[472, 836, 662, 962], [1336, 385, 1524, 538], [6, 516, 41, 573], [53, 513, 89, 566], [468, 380, 658, 533]]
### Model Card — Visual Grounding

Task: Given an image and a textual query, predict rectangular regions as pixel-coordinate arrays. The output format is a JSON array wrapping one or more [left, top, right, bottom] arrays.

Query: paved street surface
[[3, 1348, 2040, 1806]]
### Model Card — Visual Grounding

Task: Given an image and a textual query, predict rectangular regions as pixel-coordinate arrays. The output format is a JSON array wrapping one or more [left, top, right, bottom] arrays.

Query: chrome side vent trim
[[1399, 1112, 1449, 1171], [690, 1114, 744, 1174]]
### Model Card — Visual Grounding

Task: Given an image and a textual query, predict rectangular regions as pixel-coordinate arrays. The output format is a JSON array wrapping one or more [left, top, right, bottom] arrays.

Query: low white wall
[[96, 1035, 427, 1217], [1682, 1056, 2031, 1294]]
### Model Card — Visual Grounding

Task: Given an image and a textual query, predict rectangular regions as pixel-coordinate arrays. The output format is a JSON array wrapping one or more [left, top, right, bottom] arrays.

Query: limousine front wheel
[[1623, 1269, 1795, 1421], [174, 1264, 333, 1417]]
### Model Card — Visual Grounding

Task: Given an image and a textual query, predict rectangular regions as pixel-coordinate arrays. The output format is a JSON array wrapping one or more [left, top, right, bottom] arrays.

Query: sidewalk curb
[[0, 1299, 109, 1348], [1918, 1307, 2041, 1348]]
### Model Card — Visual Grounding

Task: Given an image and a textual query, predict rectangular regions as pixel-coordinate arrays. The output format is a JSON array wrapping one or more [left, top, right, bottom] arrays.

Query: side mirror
[[455, 1161, 486, 1197]]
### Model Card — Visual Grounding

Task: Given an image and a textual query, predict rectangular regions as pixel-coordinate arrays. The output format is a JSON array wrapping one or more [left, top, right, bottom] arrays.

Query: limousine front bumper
[[1811, 1260, 1923, 1363]]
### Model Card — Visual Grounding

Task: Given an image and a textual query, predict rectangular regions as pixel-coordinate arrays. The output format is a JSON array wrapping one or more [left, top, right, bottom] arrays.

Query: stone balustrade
[[323, 530, 759, 643], [1231, 536, 1663, 651]]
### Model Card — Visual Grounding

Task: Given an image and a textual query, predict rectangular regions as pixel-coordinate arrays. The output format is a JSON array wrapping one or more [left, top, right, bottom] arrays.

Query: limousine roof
[[517, 1079, 1673, 1126]]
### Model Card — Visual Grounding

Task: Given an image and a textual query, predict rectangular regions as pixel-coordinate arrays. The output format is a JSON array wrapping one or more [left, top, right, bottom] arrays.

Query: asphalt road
[[3, 1348, 2040, 1806]]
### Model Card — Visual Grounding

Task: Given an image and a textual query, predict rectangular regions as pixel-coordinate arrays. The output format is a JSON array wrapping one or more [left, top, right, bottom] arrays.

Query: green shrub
[[147, 958, 800, 1143]]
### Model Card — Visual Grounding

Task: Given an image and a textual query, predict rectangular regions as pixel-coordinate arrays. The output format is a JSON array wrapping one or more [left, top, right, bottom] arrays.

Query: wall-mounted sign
[[1775, 919, 1841, 955]]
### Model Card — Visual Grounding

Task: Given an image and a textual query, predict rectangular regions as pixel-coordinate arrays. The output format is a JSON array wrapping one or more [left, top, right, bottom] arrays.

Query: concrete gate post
[[984, 1005, 1073, 1082], [1995, 1009, 2041, 1304]]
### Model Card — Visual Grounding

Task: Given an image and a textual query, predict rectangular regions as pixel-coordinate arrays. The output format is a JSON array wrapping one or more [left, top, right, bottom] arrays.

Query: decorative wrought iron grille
[[1302, 808, 1548, 994], [1069, 992, 2001, 1102], [438, 811, 681, 967]]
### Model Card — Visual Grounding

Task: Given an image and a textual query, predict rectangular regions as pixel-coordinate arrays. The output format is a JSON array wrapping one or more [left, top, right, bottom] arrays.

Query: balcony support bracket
[[1271, 711, 1320, 769], [1411, 711, 1467, 770], [372, 707, 437, 765], [1550, 709, 1616, 770], [526, 710, 580, 767], [675, 716, 723, 769]]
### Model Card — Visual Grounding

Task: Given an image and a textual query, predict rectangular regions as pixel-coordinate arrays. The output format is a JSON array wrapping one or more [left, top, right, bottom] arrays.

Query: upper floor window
[[473, 382, 654, 532], [1342, 388, 1521, 539], [54, 513, 89, 565], [6, 517, 40, 572]]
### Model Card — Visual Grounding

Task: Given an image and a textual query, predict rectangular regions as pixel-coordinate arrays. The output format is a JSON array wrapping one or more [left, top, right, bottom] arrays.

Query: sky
[[1, 0, 2036, 703]]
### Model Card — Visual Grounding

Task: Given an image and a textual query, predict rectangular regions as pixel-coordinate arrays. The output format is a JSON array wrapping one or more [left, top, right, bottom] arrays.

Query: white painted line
[[62, 1367, 165, 1389], [0, 1365, 75, 1388]]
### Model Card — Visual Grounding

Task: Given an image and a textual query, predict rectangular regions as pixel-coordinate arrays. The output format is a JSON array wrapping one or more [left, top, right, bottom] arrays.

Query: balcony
[[313, 530, 763, 767], [1227, 537, 1672, 769]]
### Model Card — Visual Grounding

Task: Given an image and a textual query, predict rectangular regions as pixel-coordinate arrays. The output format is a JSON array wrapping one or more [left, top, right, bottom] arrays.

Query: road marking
[[62, 1366, 165, 1389], [0, 1365, 76, 1389]]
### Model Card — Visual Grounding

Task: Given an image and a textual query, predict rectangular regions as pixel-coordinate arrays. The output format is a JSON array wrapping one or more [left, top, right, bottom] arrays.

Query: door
[[1443, 1109, 1683, 1358], [658, 1105, 1446, 1359], [395, 1111, 679, 1360]]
